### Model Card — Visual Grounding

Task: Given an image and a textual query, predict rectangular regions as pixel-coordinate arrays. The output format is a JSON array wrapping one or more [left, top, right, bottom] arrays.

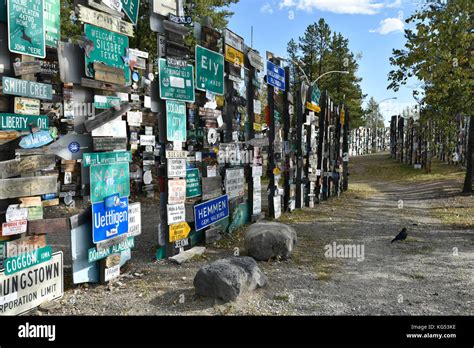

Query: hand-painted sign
[[0, 251, 63, 316], [0, 114, 49, 131], [78, 5, 134, 37], [167, 203, 186, 225], [84, 24, 130, 84], [195, 45, 224, 95], [225, 168, 245, 199], [90, 162, 130, 204], [83, 151, 132, 167], [7, 0, 46, 58], [4, 245, 52, 275], [158, 58, 195, 102], [194, 194, 229, 231], [186, 168, 201, 198], [44, 0, 60, 47], [224, 45, 244, 67], [169, 222, 191, 243], [267, 60, 286, 91], [14, 98, 40, 115], [166, 100, 186, 142], [168, 179, 186, 204], [121, 0, 140, 24], [1, 220, 27, 236], [19, 130, 54, 149], [88, 236, 134, 262], [127, 202, 141, 237], [2, 77, 53, 100], [92, 197, 129, 244], [167, 158, 186, 178]]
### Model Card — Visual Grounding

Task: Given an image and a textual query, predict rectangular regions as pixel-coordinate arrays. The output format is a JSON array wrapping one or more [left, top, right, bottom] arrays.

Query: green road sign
[[84, 24, 130, 84], [94, 95, 121, 109], [83, 151, 132, 167], [122, 0, 140, 24], [5, 245, 53, 275], [195, 45, 224, 95], [311, 84, 321, 105], [88, 237, 134, 263], [186, 168, 201, 198], [166, 100, 187, 142], [44, 0, 60, 47], [2, 77, 53, 100], [0, 113, 49, 131], [158, 58, 195, 103], [7, 0, 46, 58], [90, 162, 130, 203]]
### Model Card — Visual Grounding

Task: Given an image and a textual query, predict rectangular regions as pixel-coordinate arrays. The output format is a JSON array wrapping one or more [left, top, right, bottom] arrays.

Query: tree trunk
[[462, 115, 473, 193]]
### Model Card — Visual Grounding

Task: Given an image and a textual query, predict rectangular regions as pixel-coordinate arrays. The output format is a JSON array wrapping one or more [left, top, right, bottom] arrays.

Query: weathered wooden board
[[13, 61, 42, 76], [0, 155, 56, 179], [88, 0, 124, 18], [6, 234, 47, 257], [84, 102, 131, 132], [0, 175, 58, 199], [19, 196, 42, 207], [27, 218, 69, 235], [202, 176, 222, 201], [81, 78, 132, 93], [93, 137, 127, 151], [93, 62, 126, 85], [42, 198, 59, 207], [78, 4, 134, 37]]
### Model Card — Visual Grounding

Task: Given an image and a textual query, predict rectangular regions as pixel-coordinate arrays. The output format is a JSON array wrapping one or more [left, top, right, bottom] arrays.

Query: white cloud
[[386, 0, 402, 8], [260, 3, 274, 14], [369, 17, 404, 34], [279, 0, 385, 15]]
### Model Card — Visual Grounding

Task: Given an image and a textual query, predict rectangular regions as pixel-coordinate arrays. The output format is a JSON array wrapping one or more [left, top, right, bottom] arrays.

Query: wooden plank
[[93, 137, 127, 151], [13, 61, 42, 76], [81, 78, 132, 93], [0, 155, 56, 179], [27, 218, 70, 235], [202, 176, 222, 201], [0, 175, 58, 199], [84, 102, 131, 132], [19, 196, 42, 208], [78, 4, 134, 37], [42, 198, 59, 207], [93, 62, 126, 85]]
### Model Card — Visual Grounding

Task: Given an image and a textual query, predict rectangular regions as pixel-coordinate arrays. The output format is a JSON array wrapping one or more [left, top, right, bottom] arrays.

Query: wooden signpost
[[0, 175, 58, 199], [0, 155, 56, 179]]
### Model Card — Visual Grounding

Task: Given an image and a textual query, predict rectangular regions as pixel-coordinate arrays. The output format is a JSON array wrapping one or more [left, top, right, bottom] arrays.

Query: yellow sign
[[273, 167, 281, 176], [306, 102, 321, 113], [169, 222, 191, 242], [340, 109, 345, 126], [253, 123, 262, 131], [224, 44, 244, 67]]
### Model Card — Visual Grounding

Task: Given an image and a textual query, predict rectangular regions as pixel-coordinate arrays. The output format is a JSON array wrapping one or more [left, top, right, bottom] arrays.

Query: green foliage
[[185, 0, 239, 30], [363, 97, 384, 129], [59, 0, 82, 40], [129, 0, 157, 64]]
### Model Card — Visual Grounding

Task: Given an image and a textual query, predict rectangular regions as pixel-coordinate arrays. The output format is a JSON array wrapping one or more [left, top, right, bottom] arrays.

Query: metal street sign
[[84, 24, 131, 84], [166, 100, 186, 142], [94, 95, 121, 109], [78, 4, 134, 37], [167, 203, 185, 225], [14, 97, 40, 115], [0, 251, 63, 316], [4, 245, 52, 275], [19, 130, 54, 149], [224, 45, 244, 67], [153, 0, 177, 16], [169, 222, 191, 243], [92, 196, 129, 244], [186, 168, 201, 198], [2, 77, 53, 100], [83, 151, 131, 167], [194, 194, 229, 231], [44, 0, 60, 47], [224, 29, 244, 52], [90, 162, 130, 204], [168, 179, 186, 204], [267, 60, 286, 91], [0, 114, 49, 131], [121, 0, 140, 24], [311, 84, 321, 106], [167, 158, 186, 178], [1, 220, 27, 236], [88, 236, 134, 262], [195, 45, 224, 95], [158, 58, 195, 102], [248, 49, 264, 71], [225, 168, 245, 199], [127, 202, 141, 237], [7, 0, 46, 58]]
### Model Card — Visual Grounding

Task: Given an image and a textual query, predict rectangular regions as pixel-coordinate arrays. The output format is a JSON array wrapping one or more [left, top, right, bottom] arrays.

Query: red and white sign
[[1, 220, 27, 236], [168, 179, 186, 204]]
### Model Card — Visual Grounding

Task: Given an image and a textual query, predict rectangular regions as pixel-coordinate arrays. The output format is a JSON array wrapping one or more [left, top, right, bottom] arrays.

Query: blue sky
[[226, 0, 422, 125]]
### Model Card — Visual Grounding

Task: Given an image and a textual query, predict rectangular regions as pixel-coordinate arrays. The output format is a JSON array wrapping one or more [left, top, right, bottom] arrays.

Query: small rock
[[38, 301, 61, 312], [182, 277, 187, 281], [244, 222, 297, 261]]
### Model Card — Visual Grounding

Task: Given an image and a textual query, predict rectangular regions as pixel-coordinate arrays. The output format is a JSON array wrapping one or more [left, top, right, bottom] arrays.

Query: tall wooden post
[[283, 66, 291, 212], [295, 84, 303, 209], [267, 59, 276, 218]]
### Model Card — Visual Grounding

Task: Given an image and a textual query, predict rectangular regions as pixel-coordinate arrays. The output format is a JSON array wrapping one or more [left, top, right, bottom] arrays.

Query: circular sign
[[143, 171, 152, 185], [207, 128, 218, 145], [132, 71, 140, 82], [148, 73, 155, 81], [68, 141, 80, 153]]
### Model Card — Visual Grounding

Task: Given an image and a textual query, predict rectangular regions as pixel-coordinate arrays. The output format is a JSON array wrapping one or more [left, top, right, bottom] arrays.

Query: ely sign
[[7, 0, 46, 58], [2, 77, 53, 100], [92, 197, 129, 244], [90, 162, 130, 204], [158, 58, 195, 103], [166, 100, 186, 142], [267, 60, 286, 91], [84, 24, 130, 84], [0, 114, 49, 131], [195, 45, 224, 95], [194, 194, 229, 231]]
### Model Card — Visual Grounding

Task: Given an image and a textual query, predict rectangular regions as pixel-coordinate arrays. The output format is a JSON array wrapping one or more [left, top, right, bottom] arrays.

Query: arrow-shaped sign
[[47, 134, 93, 160], [169, 222, 191, 243]]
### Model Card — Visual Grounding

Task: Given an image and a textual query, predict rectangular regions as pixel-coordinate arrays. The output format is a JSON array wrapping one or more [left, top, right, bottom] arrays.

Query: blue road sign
[[267, 60, 286, 91], [194, 194, 229, 231], [92, 197, 129, 244]]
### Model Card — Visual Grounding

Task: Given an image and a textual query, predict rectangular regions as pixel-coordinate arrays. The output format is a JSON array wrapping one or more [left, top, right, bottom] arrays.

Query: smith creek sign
[[194, 194, 229, 231], [195, 45, 224, 95], [158, 58, 195, 103], [7, 0, 46, 58], [90, 162, 130, 204], [0, 114, 49, 131], [2, 77, 53, 100], [84, 24, 130, 84]]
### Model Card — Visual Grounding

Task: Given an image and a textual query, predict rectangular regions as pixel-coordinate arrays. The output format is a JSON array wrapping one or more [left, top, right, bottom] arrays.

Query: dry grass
[[432, 206, 474, 229]]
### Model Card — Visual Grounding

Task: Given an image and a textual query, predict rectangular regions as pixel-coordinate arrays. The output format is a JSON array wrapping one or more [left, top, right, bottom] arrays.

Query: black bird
[[391, 228, 408, 243]]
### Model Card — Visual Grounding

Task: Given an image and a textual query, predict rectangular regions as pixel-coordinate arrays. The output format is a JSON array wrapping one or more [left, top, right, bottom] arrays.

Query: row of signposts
[[0, 0, 352, 315], [349, 127, 390, 157]]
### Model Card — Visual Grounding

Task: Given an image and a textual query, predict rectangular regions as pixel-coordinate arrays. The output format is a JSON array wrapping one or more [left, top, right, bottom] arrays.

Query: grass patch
[[432, 207, 474, 228], [279, 208, 331, 223]]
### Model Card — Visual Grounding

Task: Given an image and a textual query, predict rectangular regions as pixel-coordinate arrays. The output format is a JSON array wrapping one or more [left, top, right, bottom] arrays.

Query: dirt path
[[45, 154, 473, 316]]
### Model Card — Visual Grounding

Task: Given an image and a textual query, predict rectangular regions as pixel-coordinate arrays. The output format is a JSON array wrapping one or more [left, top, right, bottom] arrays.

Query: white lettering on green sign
[[2, 77, 53, 100]]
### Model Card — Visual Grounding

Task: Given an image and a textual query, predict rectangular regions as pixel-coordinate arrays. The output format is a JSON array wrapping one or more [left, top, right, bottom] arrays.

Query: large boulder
[[194, 256, 267, 302], [244, 221, 297, 261]]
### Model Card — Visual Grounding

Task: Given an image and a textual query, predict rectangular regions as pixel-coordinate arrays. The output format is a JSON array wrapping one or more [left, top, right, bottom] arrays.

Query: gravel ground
[[41, 154, 473, 316]]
